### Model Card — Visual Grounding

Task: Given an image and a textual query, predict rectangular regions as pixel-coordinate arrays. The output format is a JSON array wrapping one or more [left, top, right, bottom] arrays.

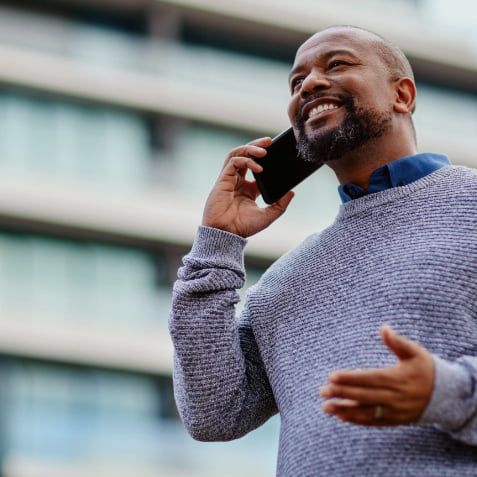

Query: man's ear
[[393, 77, 416, 114]]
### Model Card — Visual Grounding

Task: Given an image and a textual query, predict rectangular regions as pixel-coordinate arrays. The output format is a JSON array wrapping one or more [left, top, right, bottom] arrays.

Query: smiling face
[[287, 27, 402, 164]]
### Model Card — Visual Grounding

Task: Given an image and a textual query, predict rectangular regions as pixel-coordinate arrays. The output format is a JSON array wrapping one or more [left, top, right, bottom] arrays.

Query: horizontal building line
[[4, 454, 163, 477], [0, 169, 317, 259], [0, 313, 173, 375], [0, 42, 474, 165], [0, 43, 289, 135], [160, 0, 477, 76]]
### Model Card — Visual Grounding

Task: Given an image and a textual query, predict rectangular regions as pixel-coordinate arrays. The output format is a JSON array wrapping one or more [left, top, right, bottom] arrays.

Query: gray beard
[[296, 94, 392, 165]]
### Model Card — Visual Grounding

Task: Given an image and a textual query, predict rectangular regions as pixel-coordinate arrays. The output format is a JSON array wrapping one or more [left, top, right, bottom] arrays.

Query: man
[[169, 26, 477, 476]]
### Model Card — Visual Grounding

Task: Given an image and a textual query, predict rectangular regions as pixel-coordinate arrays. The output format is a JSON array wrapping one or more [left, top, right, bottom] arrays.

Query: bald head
[[302, 26, 414, 83]]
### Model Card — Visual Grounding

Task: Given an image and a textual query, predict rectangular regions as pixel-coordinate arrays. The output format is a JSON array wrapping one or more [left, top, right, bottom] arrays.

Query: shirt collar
[[338, 153, 451, 203]]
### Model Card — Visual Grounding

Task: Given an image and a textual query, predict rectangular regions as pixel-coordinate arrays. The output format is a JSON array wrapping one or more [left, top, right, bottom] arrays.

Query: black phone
[[252, 127, 323, 204]]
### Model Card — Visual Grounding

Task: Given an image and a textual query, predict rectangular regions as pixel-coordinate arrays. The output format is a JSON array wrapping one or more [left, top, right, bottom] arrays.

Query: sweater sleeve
[[168, 226, 278, 442], [418, 355, 477, 445]]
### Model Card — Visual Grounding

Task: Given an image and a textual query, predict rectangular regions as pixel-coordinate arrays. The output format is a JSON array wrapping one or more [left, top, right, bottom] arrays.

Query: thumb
[[264, 190, 295, 220], [381, 324, 421, 361]]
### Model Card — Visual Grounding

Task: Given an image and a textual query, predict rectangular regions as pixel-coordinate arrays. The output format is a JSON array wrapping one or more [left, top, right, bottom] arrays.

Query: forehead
[[292, 28, 381, 70]]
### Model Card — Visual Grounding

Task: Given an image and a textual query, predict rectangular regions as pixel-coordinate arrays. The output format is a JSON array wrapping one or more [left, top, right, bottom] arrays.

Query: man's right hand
[[202, 137, 295, 238]]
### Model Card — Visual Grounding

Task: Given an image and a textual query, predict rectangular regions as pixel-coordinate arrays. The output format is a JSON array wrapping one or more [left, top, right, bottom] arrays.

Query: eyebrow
[[288, 48, 359, 82]]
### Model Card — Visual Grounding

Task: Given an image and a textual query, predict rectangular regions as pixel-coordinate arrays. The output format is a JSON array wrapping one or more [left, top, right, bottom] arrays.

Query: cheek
[[287, 97, 299, 124]]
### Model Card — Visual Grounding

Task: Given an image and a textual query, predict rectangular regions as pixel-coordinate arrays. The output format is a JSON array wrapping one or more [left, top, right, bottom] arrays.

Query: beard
[[295, 93, 392, 165]]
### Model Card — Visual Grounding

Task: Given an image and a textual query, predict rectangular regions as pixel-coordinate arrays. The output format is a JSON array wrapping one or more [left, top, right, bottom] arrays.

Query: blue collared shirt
[[338, 152, 451, 203]]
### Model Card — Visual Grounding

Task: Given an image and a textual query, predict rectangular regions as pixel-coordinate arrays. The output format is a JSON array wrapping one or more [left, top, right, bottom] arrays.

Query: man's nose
[[300, 71, 331, 98]]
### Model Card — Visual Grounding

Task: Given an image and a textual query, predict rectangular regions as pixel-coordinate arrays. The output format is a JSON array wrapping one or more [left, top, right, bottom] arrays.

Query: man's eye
[[291, 78, 304, 91], [329, 60, 349, 69]]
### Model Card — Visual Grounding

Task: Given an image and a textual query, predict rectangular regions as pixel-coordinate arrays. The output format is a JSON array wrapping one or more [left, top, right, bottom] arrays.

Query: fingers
[[202, 135, 292, 237], [321, 387, 417, 427], [327, 326, 424, 388], [222, 137, 272, 169], [381, 324, 422, 361], [320, 326, 436, 427], [325, 355, 420, 390], [323, 400, 396, 426], [327, 367, 397, 389], [248, 136, 273, 148], [320, 382, 394, 404], [218, 137, 272, 185], [221, 156, 263, 183], [262, 190, 295, 219]]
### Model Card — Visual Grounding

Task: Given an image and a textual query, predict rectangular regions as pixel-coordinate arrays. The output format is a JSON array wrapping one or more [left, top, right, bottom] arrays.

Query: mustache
[[295, 92, 353, 126]]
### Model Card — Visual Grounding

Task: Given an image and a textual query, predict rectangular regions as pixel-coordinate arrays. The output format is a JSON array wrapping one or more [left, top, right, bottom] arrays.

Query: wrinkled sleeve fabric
[[419, 355, 477, 445], [169, 226, 277, 442]]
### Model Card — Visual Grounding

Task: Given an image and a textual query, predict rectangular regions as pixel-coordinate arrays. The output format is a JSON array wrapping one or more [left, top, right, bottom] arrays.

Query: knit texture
[[169, 166, 477, 476]]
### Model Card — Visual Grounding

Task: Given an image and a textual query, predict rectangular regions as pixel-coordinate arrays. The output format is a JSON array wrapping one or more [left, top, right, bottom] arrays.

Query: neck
[[326, 137, 417, 190]]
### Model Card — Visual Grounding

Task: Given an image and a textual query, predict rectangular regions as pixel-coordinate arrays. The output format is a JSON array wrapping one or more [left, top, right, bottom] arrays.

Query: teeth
[[308, 103, 338, 119]]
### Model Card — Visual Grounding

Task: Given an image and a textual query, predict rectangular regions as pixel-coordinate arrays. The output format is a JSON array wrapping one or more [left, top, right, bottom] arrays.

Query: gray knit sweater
[[169, 166, 477, 476]]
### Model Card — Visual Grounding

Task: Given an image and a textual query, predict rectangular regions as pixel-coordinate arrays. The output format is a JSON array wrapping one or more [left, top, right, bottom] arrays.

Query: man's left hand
[[319, 324, 435, 426]]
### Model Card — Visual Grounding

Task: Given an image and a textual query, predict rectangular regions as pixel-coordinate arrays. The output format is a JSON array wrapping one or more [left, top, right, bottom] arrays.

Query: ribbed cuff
[[418, 355, 473, 432], [189, 226, 247, 270]]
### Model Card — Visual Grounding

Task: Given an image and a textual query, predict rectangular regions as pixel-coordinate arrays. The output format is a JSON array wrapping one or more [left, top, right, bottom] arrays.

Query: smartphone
[[252, 127, 323, 204]]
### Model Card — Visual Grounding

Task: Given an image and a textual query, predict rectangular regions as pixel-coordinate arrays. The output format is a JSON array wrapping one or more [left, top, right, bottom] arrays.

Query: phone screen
[[252, 128, 322, 204]]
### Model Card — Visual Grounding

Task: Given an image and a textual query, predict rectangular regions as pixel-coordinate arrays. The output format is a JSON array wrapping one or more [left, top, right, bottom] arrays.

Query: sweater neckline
[[335, 166, 457, 221]]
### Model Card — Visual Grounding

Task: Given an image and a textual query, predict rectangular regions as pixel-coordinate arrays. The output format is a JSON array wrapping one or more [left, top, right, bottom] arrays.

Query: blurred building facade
[[0, 0, 475, 476]]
